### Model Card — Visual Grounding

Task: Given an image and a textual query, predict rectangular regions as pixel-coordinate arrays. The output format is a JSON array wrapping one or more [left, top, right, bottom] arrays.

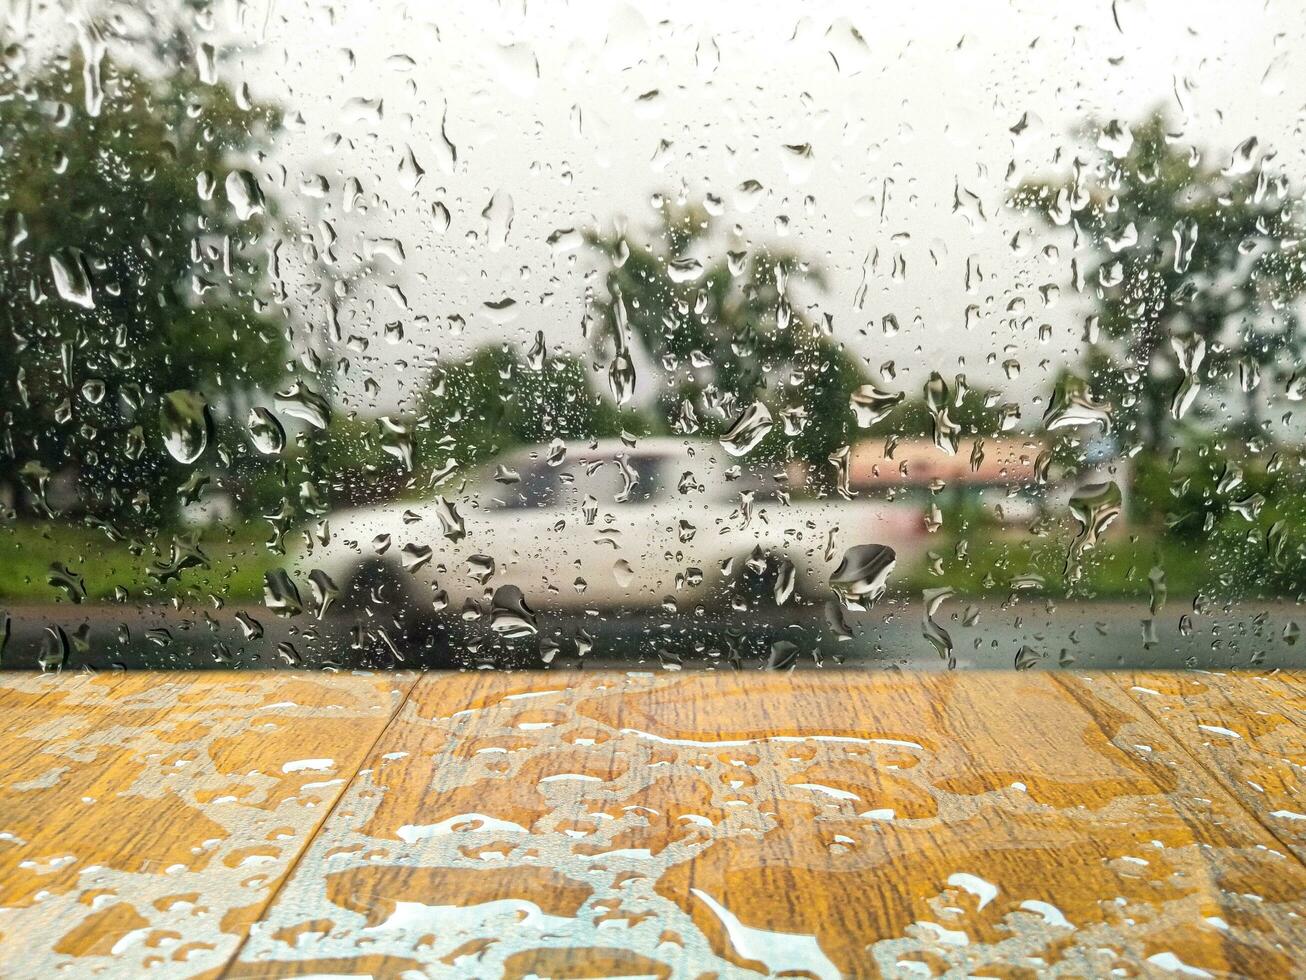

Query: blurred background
[[2, 0, 1306, 670]]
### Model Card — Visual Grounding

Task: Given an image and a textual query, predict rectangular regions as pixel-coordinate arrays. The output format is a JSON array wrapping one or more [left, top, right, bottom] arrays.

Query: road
[[1, 597, 1302, 671]]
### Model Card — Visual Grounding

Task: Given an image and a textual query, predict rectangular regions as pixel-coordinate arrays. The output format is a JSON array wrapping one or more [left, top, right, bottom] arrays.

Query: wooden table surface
[[0, 669, 1302, 979]]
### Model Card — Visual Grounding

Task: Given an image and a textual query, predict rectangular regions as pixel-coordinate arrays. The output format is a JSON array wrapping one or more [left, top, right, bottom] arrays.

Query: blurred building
[[793, 437, 1131, 532]]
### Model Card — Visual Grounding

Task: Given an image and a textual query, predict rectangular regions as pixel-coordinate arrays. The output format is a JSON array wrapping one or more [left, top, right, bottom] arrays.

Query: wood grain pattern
[[229, 671, 1306, 979], [1109, 670, 1306, 862], [0, 670, 1301, 979], [0, 671, 414, 977]]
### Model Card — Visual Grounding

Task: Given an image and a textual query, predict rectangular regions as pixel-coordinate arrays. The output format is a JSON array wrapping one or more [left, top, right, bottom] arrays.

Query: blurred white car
[[297, 438, 923, 638]]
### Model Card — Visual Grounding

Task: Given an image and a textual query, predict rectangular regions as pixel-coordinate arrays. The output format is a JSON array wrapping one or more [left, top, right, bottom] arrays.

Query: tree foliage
[[416, 344, 637, 471], [0, 28, 287, 524], [1013, 111, 1306, 452], [585, 202, 871, 480]]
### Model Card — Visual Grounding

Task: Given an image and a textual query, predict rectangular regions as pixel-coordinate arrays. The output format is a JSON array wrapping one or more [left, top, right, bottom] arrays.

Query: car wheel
[[336, 559, 451, 667]]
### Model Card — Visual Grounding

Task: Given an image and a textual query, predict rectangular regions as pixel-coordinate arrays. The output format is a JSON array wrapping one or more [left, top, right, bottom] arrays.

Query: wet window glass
[[8, 6, 1306, 980], [1, 0, 1305, 674]]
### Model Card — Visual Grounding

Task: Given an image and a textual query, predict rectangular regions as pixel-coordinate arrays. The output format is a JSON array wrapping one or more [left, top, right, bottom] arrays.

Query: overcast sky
[[43, 0, 1306, 418]]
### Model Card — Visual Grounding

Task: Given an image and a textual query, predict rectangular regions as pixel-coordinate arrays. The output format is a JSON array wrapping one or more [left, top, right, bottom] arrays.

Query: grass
[[0, 519, 281, 604], [0, 511, 1296, 608], [898, 523, 1287, 602]]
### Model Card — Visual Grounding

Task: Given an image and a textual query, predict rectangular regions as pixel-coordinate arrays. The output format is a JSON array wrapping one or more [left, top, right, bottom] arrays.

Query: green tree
[[416, 343, 640, 471], [889, 386, 1006, 441], [585, 203, 871, 483], [1012, 111, 1306, 453], [0, 25, 287, 526]]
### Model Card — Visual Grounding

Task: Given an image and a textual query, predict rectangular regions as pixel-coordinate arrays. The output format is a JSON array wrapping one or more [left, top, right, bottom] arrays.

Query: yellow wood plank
[[0, 670, 414, 977], [1269, 669, 1306, 701], [227, 671, 1306, 979], [1110, 670, 1306, 862]]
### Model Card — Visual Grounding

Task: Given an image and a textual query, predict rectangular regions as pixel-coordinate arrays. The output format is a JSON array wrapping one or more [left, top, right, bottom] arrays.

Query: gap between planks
[[214, 671, 423, 979], [1089, 671, 1306, 874]]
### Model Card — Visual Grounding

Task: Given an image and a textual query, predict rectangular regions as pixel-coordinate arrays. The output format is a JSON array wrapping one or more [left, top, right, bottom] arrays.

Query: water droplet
[[195, 42, 217, 84], [1172, 217, 1198, 273], [1148, 565, 1167, 616], [482, 296, 519, 324], [767, 640, 799, 671], [824, 599, 852, 640], [275, 382, 332, 430], [667, 256, 704, 283], [1238, 358, 1261, 393], [397, 144, 424, 190], [47, 562, 87, 603], [924, 373, 961, 455], [922, 586, 954, 662], [1097, 119, 1133, 158], [247, 407, 286, 455], [435, 108, 458, 173], [491, 585, 538, 637], [1170, 334, 1206, 420], [401, 544, 433, 573], [467, 554, 496, 584], [49, 248, 94, 308], [235, 612, 264, 640], [379, 416, 415, 470], [609, 351, 636, 405], [547, 227, 583, 256], [830, 544, 895, 610], [613, 558, 635, 588], [80, 379, 106, 404], [774, 558, 797, 606], [781, 404, 809, 436], [1064, 482, 1122, 582], [159, 390, 213, 464], [828, 445, 853, 498], [435, 495, 465, 542], [1222, 135, 1260, 176], [1014, 644, 1045, 670], [307, 569, 339, 619], [780, 142, 814, 184], [720, 401, 773, 456], [39, 625, 70, 672], [1043, 375, 1112, 433], [225, 169, 265, 220], [431, 201, 451, 232], [526, 331, 547, 370], [482, 190, 514, 249], [849, 383, 904, 428], [264, 568, 303, 618]]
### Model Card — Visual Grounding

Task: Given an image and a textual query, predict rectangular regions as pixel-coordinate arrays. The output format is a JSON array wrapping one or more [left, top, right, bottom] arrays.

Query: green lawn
[[0, 520, 280, 604], [899, 525, 1288, 602], [0, 512, 1296, 608]]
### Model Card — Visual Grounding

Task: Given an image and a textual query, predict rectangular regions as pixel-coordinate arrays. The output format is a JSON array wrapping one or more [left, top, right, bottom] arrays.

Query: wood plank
[[1270, 669, 1306, 699], [0, 670, 414, 978], [1110, 670, 1306, 862], [228, 671, 1306, 979]]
